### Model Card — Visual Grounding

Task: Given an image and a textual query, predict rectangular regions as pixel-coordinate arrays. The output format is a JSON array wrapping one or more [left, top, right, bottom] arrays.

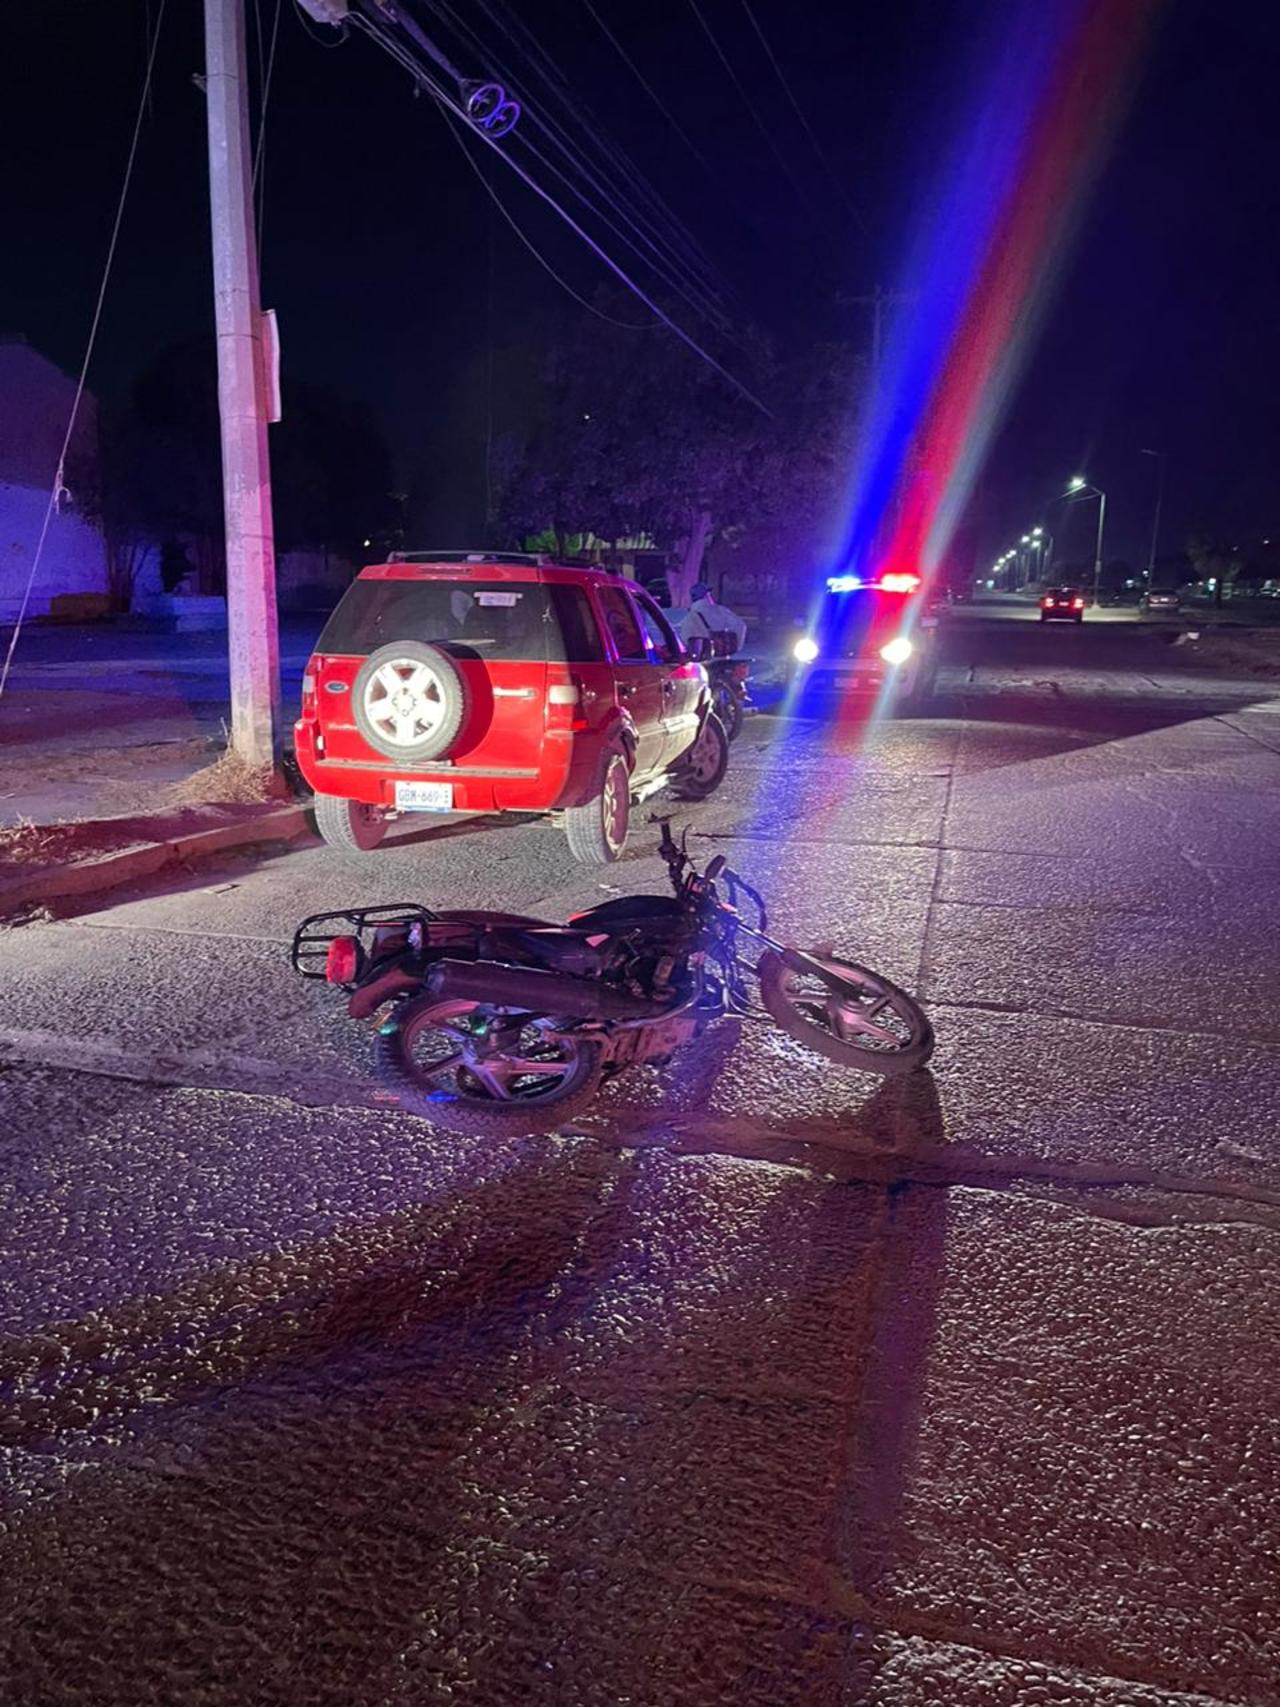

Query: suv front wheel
[[673, 712, 729, 801], [564, 749, 631, 865]]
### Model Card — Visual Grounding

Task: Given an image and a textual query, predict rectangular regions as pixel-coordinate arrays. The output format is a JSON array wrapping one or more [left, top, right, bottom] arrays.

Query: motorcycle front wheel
[[374, 996, 605, 1134], [757, 949, 934, 1075]]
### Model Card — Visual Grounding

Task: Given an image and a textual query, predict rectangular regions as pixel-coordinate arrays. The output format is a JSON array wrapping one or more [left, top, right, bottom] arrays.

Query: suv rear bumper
[[295, 720, 583, 812]]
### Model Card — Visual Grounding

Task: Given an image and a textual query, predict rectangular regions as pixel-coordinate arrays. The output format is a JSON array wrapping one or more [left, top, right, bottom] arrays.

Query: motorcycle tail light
[[325, 935, 362, 984]]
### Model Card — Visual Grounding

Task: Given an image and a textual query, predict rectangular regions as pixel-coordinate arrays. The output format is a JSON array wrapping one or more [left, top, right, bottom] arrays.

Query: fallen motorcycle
[[291, 820, 933, 1134]]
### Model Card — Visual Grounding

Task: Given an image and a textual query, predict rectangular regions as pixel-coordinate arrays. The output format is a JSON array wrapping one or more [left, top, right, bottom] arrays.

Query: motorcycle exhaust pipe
[[426, 958, 661, 1021]]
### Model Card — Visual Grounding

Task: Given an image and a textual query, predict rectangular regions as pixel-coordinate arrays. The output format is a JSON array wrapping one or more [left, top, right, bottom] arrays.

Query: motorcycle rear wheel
[[374, 996, 605, 1134], [714, 682, 744, 741], [757, 949, 934, 1075]]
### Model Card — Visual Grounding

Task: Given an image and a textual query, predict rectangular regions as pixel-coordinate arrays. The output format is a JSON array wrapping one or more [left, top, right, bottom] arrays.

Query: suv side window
[[547, 584, 605, 662], [632, 589, 684, 664], [596, 586, 648, 663]]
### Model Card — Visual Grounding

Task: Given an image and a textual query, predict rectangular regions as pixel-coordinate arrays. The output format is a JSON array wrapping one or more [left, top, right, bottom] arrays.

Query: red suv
[[295, 553, 729, 864]]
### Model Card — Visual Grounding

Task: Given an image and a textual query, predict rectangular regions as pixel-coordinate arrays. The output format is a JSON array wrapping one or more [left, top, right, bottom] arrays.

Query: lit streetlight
[[1066, 477, 1107, 607]]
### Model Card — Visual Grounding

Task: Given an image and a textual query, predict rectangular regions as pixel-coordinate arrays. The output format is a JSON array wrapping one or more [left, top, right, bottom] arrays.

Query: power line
[[739, 0, 866, 233], [475, 0, 729, 302], [0, 0, 170, 700], [252, 0, 283, 243], [684, 0, 831, 242], [346, 8, 771, 415], [440, 108, 656, 330], [418, 0, 731, 335], [291, 0, 347, 48], [580, 0, 717, 183]]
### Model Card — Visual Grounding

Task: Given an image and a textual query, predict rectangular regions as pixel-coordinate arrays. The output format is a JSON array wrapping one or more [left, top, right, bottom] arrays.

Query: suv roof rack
[[386, 549, 550, 566]]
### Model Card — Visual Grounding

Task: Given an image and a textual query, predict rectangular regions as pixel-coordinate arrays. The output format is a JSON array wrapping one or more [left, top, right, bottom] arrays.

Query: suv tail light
[[1072, 597, 1084, 609], [546, 675, 586, 731], [301, 671, 318, 719]]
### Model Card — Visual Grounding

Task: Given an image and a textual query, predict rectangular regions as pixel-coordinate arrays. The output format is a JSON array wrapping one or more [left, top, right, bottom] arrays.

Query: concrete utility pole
[[1091, 489, 1108, 610], [1141, 447, 1165, 589], [846, 285, 916, 398], [204, 0, 280, 769]]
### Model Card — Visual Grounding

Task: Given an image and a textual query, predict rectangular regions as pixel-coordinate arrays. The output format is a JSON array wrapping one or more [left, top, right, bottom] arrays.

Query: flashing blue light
[[826, 574, 863, 593]]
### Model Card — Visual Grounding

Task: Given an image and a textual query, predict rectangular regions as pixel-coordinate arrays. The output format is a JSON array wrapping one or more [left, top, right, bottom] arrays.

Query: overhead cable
[[346, 8, 772, 415], [0, 0, 170, 699], [740, 0, 867, 233]]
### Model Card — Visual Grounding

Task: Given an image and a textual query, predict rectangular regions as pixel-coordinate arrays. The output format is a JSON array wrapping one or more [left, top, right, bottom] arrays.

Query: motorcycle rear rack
[[291, 903, 437, 979]]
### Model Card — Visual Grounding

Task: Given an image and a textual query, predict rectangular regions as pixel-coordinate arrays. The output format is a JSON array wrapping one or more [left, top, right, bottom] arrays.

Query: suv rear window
[[316, 578, 603, 663]]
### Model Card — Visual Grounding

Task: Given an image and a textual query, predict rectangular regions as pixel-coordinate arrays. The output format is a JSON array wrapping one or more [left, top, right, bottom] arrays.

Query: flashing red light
[[878, 572, 922, 594], [326, 935, 361, 984]]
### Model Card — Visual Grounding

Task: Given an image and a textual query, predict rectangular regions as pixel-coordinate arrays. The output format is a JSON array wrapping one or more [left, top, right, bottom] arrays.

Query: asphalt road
[[3, 617, 1280, 1705]]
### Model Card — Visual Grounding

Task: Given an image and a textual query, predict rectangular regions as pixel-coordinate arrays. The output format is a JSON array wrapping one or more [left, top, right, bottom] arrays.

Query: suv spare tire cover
[[351, 640, 468, 763]]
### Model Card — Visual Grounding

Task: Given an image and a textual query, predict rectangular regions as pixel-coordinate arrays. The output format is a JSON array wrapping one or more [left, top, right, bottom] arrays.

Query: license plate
[[394, 781, 454, 812]]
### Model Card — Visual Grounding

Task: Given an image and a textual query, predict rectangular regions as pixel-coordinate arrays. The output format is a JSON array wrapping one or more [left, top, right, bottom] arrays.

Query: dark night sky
[[3, 0, 1278, 569]]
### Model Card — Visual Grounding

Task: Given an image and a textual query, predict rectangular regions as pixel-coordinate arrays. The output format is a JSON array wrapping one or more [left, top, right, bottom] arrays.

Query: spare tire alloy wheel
[[352, 641, 467, 764]]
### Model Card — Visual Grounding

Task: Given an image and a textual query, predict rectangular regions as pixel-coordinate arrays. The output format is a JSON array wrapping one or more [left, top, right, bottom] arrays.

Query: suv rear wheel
[[565, 749, 630, 865], [314, 793, 388, 855], [352, 640, 467, 763]]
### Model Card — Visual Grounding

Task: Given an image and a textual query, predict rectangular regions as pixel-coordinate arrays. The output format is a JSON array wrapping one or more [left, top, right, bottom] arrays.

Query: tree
[[75, 340, 396, 607], [270, 382, 394, 558], [1187, 531, 1245, 607], [493, 305, 858, 606], [66, 402, 157, 611]]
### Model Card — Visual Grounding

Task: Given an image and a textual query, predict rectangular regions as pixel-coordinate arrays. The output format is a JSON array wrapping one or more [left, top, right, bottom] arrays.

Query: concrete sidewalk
[[0, 621, 323, 913]]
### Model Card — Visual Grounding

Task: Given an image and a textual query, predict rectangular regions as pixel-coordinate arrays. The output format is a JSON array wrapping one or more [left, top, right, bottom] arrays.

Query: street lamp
[[1066, 477, 1107, 607]]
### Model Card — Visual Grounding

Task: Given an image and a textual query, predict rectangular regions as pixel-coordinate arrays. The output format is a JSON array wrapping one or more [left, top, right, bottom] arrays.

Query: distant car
[[295, 551, 728, 865], [1039, 587, 1086, 623], [1140, 589, 1181, 614]]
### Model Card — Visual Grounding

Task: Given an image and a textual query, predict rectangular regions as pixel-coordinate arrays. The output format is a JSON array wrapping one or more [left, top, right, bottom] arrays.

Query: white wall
[[0, 481, 107, 623]]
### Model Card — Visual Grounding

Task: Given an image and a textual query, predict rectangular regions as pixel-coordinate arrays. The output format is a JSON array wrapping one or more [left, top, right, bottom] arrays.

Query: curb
[[0, 802, 313, 917]]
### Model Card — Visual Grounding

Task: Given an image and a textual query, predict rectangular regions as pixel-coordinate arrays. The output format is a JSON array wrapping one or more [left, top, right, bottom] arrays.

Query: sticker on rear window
[[475, 591, 520, 607]]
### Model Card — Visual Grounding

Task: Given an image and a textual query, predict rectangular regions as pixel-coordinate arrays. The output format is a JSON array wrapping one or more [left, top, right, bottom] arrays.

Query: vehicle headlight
[[792, 636, 819, 663], [879, 636, 913, 665]]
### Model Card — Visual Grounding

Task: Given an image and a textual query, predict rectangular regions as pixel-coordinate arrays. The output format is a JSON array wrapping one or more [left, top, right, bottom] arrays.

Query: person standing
[[676, 581, 747, 653]]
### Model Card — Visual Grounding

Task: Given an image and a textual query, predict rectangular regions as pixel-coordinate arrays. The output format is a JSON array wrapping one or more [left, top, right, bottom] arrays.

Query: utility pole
[[1140, 448, 1164, 589], [845, 285, 916, 398], [204, 0, 280, 770], [1092, 489, 1108, 610]]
